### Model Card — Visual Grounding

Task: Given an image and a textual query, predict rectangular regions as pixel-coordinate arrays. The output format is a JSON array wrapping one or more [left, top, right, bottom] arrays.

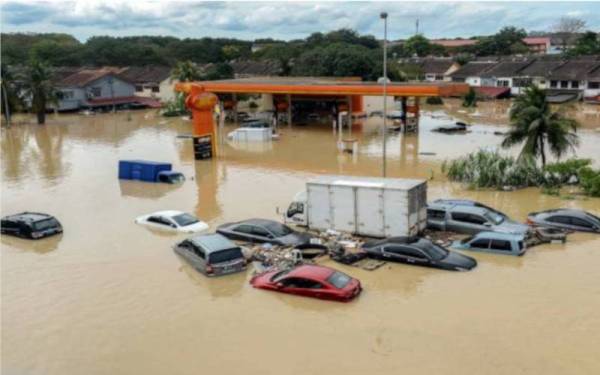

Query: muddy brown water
[[2, 107, 600, 375]]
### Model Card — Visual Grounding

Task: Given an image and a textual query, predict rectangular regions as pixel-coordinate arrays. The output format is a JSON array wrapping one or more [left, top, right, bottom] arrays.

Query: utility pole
[[381, 11, 388, 178], [416, 18, 419, 35]]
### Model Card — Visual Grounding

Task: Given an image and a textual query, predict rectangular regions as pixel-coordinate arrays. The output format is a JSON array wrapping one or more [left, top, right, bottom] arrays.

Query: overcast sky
[[1, 1, 599, 42]]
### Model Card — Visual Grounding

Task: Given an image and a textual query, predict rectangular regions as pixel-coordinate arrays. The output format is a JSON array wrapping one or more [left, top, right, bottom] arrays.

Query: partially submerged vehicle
[[452, 231, 527, 256], [283, 175, 427, 238], [1, 212, 63, 240], [135, 211, 209, 233], [527, 209, 600, 233], [432, 122, 469, 133], [362, 236, 477, 271], [431, 199, 508, 219], [217, 219, 317, 247], [174, 233, 247, 277], [118, 160, 185, 184], [250, 264, 362, 302], [427, 201, 530, 235]]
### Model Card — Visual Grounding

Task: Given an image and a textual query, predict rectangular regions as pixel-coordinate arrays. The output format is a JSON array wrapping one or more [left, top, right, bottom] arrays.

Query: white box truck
[[283, 175, 427, 238]]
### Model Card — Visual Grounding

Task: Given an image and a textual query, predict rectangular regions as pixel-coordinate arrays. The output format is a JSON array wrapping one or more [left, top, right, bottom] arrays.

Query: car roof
[[149, 210, 185, 217], [233, 218, 280, 227], [536, 209, 600, 224], [286, 265, 335, 280], [364, 236, 421, 247], [3, 212, 53, 222], [471, 231, 524, 240], [428, 202, 488, 214], [189, 233, 237, 253]]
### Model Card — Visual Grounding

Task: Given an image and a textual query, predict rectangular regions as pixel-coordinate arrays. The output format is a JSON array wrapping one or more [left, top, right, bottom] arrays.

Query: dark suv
[[1, 212, 63, 239]]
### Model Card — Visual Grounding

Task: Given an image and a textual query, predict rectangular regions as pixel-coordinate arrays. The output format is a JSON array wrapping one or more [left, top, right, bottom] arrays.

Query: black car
[[527, 209, 600, 233], [362, 236, 477, 271], [1, 212, 63, 239], [217, 219, 315, 247]]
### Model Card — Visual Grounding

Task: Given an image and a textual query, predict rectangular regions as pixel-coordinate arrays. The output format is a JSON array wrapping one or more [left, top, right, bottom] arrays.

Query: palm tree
[[1, 64, 20, 125], [22, 59, 57, 125], [501, 85, 579, 167], [170, 60, 201, 82]]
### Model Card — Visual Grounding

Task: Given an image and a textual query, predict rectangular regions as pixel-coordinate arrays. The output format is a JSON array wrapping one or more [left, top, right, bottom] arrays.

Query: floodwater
[[2, 107, 600, 375]]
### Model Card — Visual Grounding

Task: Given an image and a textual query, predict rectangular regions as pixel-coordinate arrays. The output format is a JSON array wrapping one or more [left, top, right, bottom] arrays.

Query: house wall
[[136, 79, 176, 102], [84, 76, 135, 100], [584, 80, 600, 97], [466, 76, 482, 86], [55, 87, 86, 111]]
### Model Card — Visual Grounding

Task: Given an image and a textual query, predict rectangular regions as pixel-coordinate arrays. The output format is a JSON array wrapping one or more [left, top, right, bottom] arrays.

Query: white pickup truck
[[283, 175, 427, 238]]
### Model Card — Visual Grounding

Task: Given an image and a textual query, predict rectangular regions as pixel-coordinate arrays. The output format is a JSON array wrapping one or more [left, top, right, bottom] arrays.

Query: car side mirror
[[484, 222, 492, 227]]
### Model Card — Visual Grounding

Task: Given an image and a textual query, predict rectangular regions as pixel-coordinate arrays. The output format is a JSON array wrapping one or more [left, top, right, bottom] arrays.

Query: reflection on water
[[2, 109, 600, 375]]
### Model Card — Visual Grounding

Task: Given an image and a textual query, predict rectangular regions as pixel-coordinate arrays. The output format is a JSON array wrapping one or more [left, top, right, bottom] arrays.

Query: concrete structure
[[584, 65, 600, 100], [450, 61, 497, 86], [479, 60, 534, 95], [523, 37, 551, 54], [119, 66, 173, 102], [511, 59, 564, 95], [548, 60, 600, 93]]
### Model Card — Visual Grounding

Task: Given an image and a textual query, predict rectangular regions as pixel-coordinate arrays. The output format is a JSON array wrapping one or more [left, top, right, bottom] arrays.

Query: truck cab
[[284, 191, 308, 226]]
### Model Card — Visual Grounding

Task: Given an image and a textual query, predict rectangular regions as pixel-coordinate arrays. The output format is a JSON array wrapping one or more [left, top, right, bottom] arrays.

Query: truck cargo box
[[305, 175, 427, 237], [118, 160, 172, 182]]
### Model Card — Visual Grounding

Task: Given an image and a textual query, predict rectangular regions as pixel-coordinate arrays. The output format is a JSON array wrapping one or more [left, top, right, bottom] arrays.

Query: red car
[[250, 264, 362, 302]]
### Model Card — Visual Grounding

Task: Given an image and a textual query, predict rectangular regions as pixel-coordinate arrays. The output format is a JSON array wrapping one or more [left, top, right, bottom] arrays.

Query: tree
[[462, 87, 477, 107], [568, 32, 600, 56], [21, 59, 57, 125], [403, 35, 436, 57], [202, 63, 234, 80], [1, 64, 21, 125], [291, 43, 376, 79], [501, 86, 579, 166], [552, 17, 586, 52], [171, 60, 202, 82]]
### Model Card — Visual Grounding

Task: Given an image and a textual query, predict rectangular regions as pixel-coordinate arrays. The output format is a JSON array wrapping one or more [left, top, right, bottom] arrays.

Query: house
[[479, 59, 534, 94], [547, 59, 600, 91], [511, 59, 565, 94], [54, 67, 160, 111], [583, 64, 600, 101], [118, 66, 173, 102], [449, 61, 497, 86], [420, 58, 461, 81], [522, 37, 551, 54]]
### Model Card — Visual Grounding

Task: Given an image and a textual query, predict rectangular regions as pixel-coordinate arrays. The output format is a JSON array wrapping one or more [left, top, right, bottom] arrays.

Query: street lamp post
[[380, 11, 388, 178]]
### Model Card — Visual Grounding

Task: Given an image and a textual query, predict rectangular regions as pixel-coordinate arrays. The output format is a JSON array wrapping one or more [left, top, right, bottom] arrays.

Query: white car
[[135, 211, 209, 233]]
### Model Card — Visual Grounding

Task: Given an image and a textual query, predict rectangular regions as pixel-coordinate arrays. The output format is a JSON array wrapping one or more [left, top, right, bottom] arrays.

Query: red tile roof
[[57, 67, 129, 87], [474, 86, 511, 99], [522, 37, 550, 46], [431, 39, 478, 48]]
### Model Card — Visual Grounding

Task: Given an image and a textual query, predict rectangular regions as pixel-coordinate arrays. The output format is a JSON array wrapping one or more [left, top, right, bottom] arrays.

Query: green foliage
[[460, 26, 528, 56], [403, 35, 445, 57], [543, 158, 592, 185], [462, 87, 477, 107], [20, 59, 58, 124], [291, 43, 376, 79], [567, 32, 600, 56], [1, 64, 23, 122], [443, 149, 544, 189], [501, 86, 579, 166], [426, 96, 444, 105], [578, 168, 600, 197], [171, 61, 202, 82], [161, 93, 188, 117], [202, 63, 234, 81]]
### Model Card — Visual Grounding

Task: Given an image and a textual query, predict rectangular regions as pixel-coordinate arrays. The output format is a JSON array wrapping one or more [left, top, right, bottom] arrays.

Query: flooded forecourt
[[2, 100, 600, 375]]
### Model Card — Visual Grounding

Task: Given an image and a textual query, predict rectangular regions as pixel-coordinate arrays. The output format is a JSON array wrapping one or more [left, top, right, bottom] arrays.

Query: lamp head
[[380, 12, 388, 19]]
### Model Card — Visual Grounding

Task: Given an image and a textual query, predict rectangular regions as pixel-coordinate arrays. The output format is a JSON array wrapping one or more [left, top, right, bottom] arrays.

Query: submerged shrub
[[579, 167, 600, 197], [543, 158, 592, 185]]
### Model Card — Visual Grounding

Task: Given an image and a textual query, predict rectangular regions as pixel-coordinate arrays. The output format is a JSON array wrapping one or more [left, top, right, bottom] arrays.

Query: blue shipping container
[[118, 160, 172, 182]]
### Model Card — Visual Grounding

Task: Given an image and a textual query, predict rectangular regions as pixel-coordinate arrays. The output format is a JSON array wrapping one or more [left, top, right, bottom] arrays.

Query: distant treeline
[[2, 27, 599, 80]]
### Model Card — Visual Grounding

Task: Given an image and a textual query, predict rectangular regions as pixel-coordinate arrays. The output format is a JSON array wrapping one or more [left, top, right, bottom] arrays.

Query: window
[[208, 248, 243, 263], [548, 216, 571, 224], [147, 216, 170, 226], [588, 82, 600, 89], [570, 217, 593, 229], [470, 239, 490, 249], [490, 239, 512, 251], [550, 80, 558, 88], [497, 80, 510, 87], [571, 81, 579, 89], [420, 242, 449, 260], [32, 218, 60, 231], [263, 222, 293, 237], [90, 86, 102, 97], [287, 202, 304, 217], [513, 78, 532, 88], [327, 272, 351, 289], [151, 86, 160, 93], [427, 209, 446, 220], [61, 90, 74, 99], [280, 278, 322, 289], [193, 246, 205, 259], [172, 214, 198, 227], [235, 225, 254, 234], [560, 81, 568, 88], [135, 85, 143, 92], [386, 245, 427, 260], [451, 212, 486, 225], [252, 226, 271, 237]]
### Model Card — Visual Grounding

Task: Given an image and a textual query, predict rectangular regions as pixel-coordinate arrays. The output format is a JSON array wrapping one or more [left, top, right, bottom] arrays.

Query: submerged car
[[427, 201, 529, 235], [362, 236, 477, 271], [1, 212, 63, 239], [174, 233, 246, 277], [250, 264, 362, 302], [527, 209, 600, 233], [217, 219, 316, 247], [452, 231, 527, 256], [135, 210, 209, 233], [431, 199, 508, 218]]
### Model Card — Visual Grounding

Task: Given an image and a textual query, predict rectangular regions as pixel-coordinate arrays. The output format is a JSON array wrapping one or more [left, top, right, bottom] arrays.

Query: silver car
[[452, 231, 527, 256], [427, 202, 530, 235], [527, 209, 600, 233], [174, 233, 247, 277]]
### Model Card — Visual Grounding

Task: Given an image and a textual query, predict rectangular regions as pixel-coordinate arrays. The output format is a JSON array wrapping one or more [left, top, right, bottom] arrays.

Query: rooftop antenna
[[416, 19, 419, 35]]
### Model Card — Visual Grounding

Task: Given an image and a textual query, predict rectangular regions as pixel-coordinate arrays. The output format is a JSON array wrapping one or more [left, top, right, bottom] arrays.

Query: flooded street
[[2, 106, 600, 375]]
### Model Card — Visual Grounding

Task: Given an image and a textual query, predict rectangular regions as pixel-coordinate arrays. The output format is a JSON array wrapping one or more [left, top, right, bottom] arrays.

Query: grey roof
[[118, 66, 171, 84], [190, 233, 237, 253], [517, 60, 565, 77], [481, 60, 533, 78], [420, 59, 455, 75], [549, 60, 600, 81], [450, 62, 497, 78]]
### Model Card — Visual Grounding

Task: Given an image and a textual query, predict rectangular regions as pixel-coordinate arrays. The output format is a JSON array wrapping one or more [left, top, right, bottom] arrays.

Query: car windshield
[[264, 222, 293, 237], [208, 248, 243, 264], [585, 212, 600, 226], [484, 211, 504, 225], [327, 271, 352, 289], [32, 218, 59, 231], [271, 269, 292, 282], [172, 213, 199, 227], [420, 242, 449, 261], [460, 236, 473, 244]]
